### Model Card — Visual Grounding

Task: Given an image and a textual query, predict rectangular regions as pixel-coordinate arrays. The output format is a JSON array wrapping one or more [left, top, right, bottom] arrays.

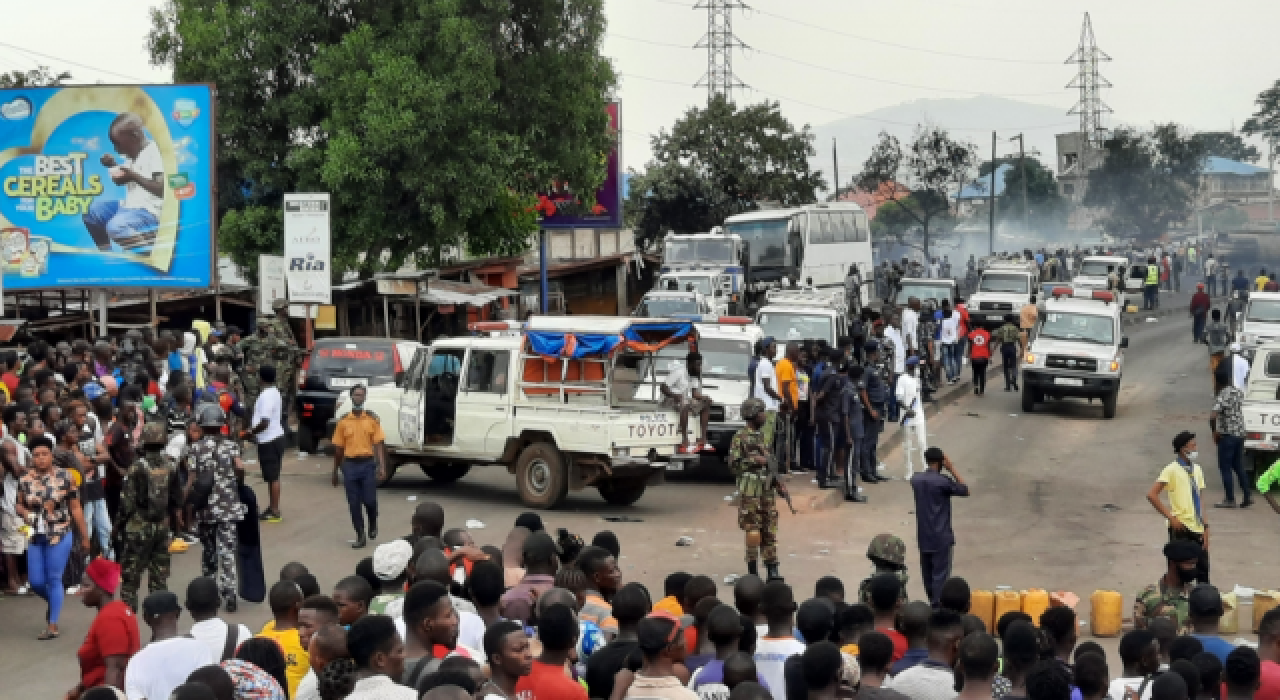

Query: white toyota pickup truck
[[1242, 341, 1280, 477], [331, 316, 700, 509]]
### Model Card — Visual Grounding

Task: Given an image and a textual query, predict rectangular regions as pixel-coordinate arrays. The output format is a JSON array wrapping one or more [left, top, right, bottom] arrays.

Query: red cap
[[86, 558, 121, 594]]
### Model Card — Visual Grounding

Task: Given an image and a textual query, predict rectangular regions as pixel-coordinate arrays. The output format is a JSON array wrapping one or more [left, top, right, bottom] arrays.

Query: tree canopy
[[149, 0, 616, 278], [626, 96, 824, 249], [1243, 80, 1280, 148], [1084, 124, 1205, 242], [0, 66, 70, 88], [996, 157, 1067, 231], [1191, 131, 1260, 163]]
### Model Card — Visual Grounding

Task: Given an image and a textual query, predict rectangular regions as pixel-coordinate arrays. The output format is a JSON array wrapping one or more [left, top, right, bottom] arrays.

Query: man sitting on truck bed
[[660, 351, 712, 452]]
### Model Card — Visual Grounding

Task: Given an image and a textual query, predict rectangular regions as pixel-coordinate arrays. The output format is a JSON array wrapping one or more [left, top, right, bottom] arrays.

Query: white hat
[[372, 539, 413, 580], [1231, 342, 1242, 353]]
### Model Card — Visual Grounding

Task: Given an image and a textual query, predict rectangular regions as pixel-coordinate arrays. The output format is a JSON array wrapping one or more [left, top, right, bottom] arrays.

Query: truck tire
[[597, 478, 647, 506], [297, 423, 317, 454], [420, 463, 471, 484], [1021, 386, 1035, 413], [515, 443, 569, 509], [1102, 390, 1118, 419]]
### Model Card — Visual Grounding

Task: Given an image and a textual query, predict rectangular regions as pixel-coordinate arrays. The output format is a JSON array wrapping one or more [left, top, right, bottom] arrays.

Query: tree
[[626, 96, 825, 250], [996, 157, 1068, 231], [1084, 124, 1206, 242], [1191, 131, 1260, 163], [1243, 80, 1280, 160], [149, 0, 615, 277], [856, 125, 977, 260], [0, 66, 71, 88]]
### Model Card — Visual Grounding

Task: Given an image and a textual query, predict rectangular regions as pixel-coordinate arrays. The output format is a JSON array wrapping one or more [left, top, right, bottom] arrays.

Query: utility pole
[[832, 138, 839, 202], [1270, 138, 1276, 224], [989, 131, 998, 254], [1011, 134, 1029, 236], [694, 0, 748, 103]]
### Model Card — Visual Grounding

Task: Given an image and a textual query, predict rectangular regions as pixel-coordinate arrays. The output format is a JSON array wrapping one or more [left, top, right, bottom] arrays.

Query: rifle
[[750, 442, 797, 515]]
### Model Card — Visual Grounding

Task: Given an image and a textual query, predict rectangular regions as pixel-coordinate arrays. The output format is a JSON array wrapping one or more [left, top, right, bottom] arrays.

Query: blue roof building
[[956, 163, 1014, 200]]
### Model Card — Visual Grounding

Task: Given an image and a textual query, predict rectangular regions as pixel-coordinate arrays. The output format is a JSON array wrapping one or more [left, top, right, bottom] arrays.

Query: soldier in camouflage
[[857, 534, 910, 606], [1134, 539, 1201, 634], [236, 315, 272, 411], [729, 397, 789, 581], [115, 422, 183, 611], [263, 299, 302, 442], [190, 403, 247, 612]]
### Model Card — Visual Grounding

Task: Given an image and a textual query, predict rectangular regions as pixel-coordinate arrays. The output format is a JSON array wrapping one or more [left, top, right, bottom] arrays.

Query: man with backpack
[[116, 422, 184, 612], [1204, 309, 1231, 389], [189, 403, 246, 612]]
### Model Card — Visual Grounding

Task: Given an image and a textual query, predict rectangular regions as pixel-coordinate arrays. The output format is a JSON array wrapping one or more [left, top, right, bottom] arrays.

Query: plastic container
[[1221, 592, 1240, 635], [1089, 590, 1124, 637], [1254, 590, 1280, 633], [995, 589, 1022, 628], [1022, 588, 1050, 626], [971, 590, 996, 633]]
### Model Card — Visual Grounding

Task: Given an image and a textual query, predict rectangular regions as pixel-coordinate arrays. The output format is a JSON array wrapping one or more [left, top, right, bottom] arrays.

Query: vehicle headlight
[[612, 445, 630, 457], [1109, 360, 1120, 372], [724, 403, 742, 422], [1024, 353, 1036, 365]]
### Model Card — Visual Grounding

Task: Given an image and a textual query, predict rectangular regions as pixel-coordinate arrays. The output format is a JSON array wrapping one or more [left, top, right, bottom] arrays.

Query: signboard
[[283, 193, 331, 304], [537, 102, 622, 229], [258, 254, 285, 314], [0, 84, 215, 289]]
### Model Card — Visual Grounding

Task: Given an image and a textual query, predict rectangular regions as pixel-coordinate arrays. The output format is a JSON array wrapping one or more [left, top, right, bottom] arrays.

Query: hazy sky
[[6, 0, 1277, 171]]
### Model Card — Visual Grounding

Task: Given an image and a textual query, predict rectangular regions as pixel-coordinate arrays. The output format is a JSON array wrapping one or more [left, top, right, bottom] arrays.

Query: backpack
[[133, 454, 173, 523], [186, 439, 222, 510], [1206, 324, 1229, 349]]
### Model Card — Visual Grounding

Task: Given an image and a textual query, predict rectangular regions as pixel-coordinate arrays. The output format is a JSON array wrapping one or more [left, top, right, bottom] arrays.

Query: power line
[[0, 40, 151, 83]]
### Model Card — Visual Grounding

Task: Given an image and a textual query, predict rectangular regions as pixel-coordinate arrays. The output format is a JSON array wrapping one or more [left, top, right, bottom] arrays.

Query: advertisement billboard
[[283, 193, 332, 305], [537, 101, 622, 229], [0, 84, 215, 289]]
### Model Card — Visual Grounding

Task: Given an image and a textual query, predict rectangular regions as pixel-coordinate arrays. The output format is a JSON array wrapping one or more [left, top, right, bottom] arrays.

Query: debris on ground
[[297, 452, 309, 459], [465, 519, 485, 529], [1101, 504, 1120, 512], [724, 574, 741, 585], [675, 536, 694, 546], [407, 495, 418, 501], [602, 516, 644, 523]]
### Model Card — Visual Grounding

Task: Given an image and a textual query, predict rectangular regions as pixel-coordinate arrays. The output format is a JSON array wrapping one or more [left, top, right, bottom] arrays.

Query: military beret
[[1163, 539, 1201, 562]]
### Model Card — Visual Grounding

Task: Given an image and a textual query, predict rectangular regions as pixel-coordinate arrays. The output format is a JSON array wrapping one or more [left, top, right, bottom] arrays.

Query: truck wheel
[[420, 464, 471, 484], [598, 478, 647, 506], [516, 443, 568, 509], [297, 423, 317, 454], [1102, 390, 1118, 419], [377, 462, 399, 487], [1021, 386, 1035, 413]]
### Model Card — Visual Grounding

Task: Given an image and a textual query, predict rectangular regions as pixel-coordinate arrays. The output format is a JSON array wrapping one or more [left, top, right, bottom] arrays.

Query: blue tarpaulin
[[525, 321, 694, 358]]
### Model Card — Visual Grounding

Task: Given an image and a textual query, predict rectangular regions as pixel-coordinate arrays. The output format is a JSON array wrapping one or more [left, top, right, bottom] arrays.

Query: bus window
[[813, 213, 831, 244], [834, 213, 852, 243]]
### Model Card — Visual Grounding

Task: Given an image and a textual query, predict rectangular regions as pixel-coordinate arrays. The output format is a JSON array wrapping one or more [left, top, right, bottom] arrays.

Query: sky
[[5, 0, 1277, 173]]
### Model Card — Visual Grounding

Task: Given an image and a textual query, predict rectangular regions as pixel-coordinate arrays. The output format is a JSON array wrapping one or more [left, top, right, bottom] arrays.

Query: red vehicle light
[[1092, 291, 1115, 303]]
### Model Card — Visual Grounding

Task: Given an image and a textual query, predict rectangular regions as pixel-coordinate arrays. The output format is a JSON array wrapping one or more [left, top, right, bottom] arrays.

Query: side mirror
[[1121, 337, 1129, 348]]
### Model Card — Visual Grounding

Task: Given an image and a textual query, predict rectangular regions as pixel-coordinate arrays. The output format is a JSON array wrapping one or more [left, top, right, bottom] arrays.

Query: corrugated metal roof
[[956, 164, 1013, 200], [423, 280, 517, 306], [1203, 156, 1270, 176]]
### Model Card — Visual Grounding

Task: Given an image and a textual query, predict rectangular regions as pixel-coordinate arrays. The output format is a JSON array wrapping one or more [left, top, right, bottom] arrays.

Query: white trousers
[[902, 421, 928, 479]]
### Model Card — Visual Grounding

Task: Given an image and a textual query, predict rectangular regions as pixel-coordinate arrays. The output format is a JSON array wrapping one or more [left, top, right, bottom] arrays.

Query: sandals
[[37, 629, 59, 641]]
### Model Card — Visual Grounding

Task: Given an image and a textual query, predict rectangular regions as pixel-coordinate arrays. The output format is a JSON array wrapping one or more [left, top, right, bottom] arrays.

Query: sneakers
[[259, 510, 282, 523], [168, 539, 189, 553]]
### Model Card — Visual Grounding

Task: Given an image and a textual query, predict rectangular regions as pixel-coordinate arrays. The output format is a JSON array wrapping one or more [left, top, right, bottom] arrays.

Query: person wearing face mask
[[1133, 539, 1203, 635], [1147, 431, 1210, 585], [331, 384, 387, 549]]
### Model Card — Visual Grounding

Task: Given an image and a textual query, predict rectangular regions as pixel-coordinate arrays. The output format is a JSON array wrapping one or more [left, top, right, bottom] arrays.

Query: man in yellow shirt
[[258, 580, 309, 698], [1258, 269, 1270, 291], [1147, 431, 1210, 583], [775, 342, 800, 471], [331, 385, 387, 549]]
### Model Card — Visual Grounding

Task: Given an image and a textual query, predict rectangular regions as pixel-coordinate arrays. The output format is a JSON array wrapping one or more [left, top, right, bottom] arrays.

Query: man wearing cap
[[125, 591, 215, 700], [1188, 584, 1236, 663], [729, 397, 789, 580], [895, 356, 926, 479], [190, 403, 246, 612], [1190, 284, 1211, 343], [1134, 539, 1202, 634], [370, 539, 413, 615], [115, 421, 184, 612], [1147, 431, 1211, 585]]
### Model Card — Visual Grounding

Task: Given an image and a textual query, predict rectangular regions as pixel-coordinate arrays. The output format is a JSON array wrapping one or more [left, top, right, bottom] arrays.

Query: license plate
[[665, 462, 685, 471], [987, 314, 1004, 321], [329, 377, 368, 389], [1054, 377, 1084, 386]]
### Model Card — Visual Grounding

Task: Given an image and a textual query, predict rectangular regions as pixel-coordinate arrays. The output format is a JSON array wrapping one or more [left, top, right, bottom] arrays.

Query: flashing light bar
[[468, 321, 525, 333], [1050, 287, 1115, 303]]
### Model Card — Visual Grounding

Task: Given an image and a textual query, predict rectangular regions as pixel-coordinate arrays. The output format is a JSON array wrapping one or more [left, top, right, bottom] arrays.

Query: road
[[7, 304, 1273, 697]]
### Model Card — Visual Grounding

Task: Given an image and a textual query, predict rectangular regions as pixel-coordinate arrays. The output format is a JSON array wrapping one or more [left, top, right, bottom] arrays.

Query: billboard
[[0, 84, 214, 289], [537, 101, 622, 229], [283, 193, 331, 305]]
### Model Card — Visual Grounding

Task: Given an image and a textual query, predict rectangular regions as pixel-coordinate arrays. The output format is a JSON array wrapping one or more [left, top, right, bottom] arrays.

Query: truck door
[[398, 348, 430, 451], [454, 349, 514, 455]]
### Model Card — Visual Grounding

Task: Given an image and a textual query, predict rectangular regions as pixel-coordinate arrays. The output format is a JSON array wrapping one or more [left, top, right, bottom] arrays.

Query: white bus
[[723, 202, 873, 309]]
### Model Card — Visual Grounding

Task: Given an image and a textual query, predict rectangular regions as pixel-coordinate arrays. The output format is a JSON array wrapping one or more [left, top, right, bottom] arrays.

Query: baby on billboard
[[81, 112, 166, 256]]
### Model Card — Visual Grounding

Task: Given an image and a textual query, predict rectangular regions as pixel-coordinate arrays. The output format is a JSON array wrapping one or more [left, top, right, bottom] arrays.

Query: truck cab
[[967, 260, 1041, 331], [1021, 287, 1126, 419], [633, 288, 712, 319], [1238, 291, 1280, 359], [753, 288, 849, 360], [657, 272, 737, 316], [331, 317, 701, 509], [1073, 255, 1140, 309], [892, 278, 959, 309]]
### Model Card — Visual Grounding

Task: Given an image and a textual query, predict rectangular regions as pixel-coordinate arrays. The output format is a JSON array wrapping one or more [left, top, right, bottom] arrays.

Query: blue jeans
[[1216, 435, 1250, 503], [342, 458, 379, 534], [82, 497, 113, 559], [941, 343, 961, 381], [83, 200, 159, 254], [1193, 314, 1206, 343], [28, 534, 73, 624]]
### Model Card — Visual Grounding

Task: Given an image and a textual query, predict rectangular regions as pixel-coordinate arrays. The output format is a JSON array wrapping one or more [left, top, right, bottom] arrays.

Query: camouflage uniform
[[115, 424, 181, 611], [729, 404, 779, 566], [191, 434, 246, 604], [857, 534, 910, 606], [236, 329, 271, 409], [260, 305, 302, 433], [1134, 579, 1191, 635]]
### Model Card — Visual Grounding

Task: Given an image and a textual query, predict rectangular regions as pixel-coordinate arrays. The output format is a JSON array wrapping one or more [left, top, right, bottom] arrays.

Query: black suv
[[295, 337, 418, 452]]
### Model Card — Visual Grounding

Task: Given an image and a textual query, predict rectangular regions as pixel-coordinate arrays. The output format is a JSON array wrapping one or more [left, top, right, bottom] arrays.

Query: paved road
[[8, 307, 1273, 696]]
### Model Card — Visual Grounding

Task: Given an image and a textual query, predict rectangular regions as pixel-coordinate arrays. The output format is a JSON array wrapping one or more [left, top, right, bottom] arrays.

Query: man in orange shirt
[[330, 385, 387, 549], [775, 343, 800, 472]]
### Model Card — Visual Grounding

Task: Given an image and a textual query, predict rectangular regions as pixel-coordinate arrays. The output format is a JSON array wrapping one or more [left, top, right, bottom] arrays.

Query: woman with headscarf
[[69, 558, 141, 697], [222, 658, 288, 700], [15, 434, 89, 640], [237, 637, 292, 699]]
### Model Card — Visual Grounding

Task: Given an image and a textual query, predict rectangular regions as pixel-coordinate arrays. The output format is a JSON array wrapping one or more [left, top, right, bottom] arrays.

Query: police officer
[[840, 362, 868, 503], [1134, 539, 1201, 634], [115, 421, 183, 611], [1145, 257, 1161, 310], [189, 403, 246, 612], [859, 341, 889, 485], [857, 534, 910, 606], [729, 398, 789, 581]]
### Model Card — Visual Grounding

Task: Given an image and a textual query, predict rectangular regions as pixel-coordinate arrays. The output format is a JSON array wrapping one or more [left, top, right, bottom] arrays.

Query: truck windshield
[[1038, 312, 1114, 345], [647, 337, 751, 379], [726, 219, 787, 268], [894, 282, 952, 306], [1247, 300, 1280, 322], [756, 312, 834, 344], [1079, 261, 1116, 276], [664, 239, 734, 264], [635, 297, 699, 318], [980, 273, 1029, 294]]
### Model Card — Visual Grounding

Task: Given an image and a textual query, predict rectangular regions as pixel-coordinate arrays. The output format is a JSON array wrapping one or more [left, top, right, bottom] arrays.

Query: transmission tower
[[1065, 13, 1112, 155], [694, 0, 748, 103]]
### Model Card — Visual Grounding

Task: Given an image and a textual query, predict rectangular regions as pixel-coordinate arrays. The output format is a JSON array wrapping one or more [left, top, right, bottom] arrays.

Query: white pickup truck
[[1242, 341, 1280, 477], [331, 317, 701, 509]]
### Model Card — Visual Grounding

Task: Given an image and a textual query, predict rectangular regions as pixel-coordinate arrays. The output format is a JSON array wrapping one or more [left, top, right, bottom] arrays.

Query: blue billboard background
[[0, 84, 214, 289]]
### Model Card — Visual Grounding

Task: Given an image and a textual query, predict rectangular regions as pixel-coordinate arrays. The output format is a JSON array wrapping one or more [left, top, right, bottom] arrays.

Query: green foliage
[[998, 157, 1067, 229], [1243, 80, 1280, 147], [1191, 131, 1260, 164], [627, 96, 825, 249], [1084, 124, 1206, 242], [0, 66, 70, 88], [857, 125, 977, 258], [149, 0, 614, 278]]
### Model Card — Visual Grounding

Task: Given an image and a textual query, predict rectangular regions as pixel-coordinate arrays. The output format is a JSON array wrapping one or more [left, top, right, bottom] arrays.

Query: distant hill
[[809, 95, 1076, 193]]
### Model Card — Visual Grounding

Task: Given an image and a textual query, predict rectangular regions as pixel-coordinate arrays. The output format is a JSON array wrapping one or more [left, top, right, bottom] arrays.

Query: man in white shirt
[[247, 364, 286, 521], [753, 338, 782, 448], [901, 301, 921, 356], [753, 581, 806, 700], [938, 309, 961, 384], [84, 112, 166, 256], [885, 609, 964, 700], [126, 592, 216, 700], [661, 351, 711, 452], [346, 615, 418, 700], [896, 357, 927, 479], [1231, 343, 1250, 389], [186, 576, 252, 662], [297, 623, 348, 700]]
